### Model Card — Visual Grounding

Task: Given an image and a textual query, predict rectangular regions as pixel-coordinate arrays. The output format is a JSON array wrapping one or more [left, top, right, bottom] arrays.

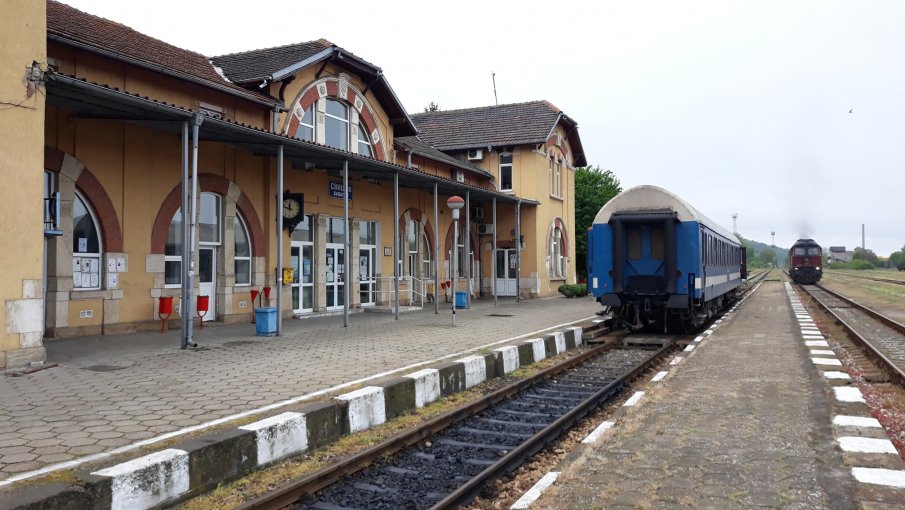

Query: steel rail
[[799, 284, 905, 386], [430, 342, 674, 510], [237, 336, 633, 510], [828, 271, 905, 287], [815, 283, 905, 336]]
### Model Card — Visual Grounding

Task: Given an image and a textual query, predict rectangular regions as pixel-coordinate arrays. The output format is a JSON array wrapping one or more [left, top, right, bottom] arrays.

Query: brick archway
[[150, 175, 266, 257], [284, 77, 386, 161], [44, 146, 123, 252]]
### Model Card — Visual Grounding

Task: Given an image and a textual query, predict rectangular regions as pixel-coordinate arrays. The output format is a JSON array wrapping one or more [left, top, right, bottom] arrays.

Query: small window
[[328, 217, 346, 244], [550, 225, 566, 278], [650, 227, 665, 259], [499, 153, 513, 192], [292, 215, 313, 243], [794, 247, 806, 256], [627, 227, 642, 260], [807, 247, 820, 256], [555, 159, 562, 196], [359, 219, 377, 245], [165, 208, 183, 286], [234, 215, 251, 286], [199, 193, 221, 244]]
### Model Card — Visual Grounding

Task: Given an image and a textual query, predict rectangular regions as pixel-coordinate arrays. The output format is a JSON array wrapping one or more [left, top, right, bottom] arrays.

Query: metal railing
[[373, 276, 431, 308]]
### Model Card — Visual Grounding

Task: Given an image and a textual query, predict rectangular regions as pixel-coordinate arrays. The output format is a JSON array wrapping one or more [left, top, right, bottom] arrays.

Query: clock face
[[282, 198, 300, 219]]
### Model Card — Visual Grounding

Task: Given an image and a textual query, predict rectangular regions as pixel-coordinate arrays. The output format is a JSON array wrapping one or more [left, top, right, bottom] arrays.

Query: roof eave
[[48, 33, 279, 107]]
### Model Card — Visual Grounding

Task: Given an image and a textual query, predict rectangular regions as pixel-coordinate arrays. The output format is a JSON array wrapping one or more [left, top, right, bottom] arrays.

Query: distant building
[[828, 246, 853, 263]]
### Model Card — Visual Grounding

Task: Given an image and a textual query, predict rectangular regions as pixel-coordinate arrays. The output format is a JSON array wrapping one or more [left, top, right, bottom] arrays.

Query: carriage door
[[495, 249, 517, 296], [623, 224, 666, 295]]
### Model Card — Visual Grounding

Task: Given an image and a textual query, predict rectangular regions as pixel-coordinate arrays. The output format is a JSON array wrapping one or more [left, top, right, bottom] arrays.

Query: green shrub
[[849, 259, 874, 270], [558, 283, 588, 298]]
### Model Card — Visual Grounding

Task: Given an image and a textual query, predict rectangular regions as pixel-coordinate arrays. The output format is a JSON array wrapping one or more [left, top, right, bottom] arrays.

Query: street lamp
[[447, 196, 465, 326]]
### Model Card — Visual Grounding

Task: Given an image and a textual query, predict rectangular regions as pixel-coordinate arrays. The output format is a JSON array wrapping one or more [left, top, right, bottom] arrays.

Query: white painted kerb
[[239, 412, 308, 465], [404, 368, 441, 408], [92, 449, 189, 510]]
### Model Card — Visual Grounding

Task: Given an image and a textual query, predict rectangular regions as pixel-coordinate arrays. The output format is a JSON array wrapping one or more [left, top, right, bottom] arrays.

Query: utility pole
[[731, 213, 738, 234], [771, 231, 775, 246]]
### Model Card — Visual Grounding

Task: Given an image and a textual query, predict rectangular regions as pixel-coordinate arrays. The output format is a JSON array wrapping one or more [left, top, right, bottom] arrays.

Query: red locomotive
[[789, 239, 822, 284]]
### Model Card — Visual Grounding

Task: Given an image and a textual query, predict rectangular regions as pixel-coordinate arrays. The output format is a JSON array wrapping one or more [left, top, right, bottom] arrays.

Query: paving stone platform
[[0, 296, 599, 486], [540, 281, 866, 509]]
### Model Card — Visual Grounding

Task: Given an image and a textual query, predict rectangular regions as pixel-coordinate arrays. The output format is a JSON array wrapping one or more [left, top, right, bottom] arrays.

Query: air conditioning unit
[[472, 207, 484, 220], [455, 170, 465, 183], [467, 149, 484, 161], [477, 224, 494, 235]]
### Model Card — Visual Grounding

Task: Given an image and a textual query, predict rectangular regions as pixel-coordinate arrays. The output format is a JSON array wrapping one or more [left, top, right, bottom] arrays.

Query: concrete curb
[[1, 326, 583, 510]]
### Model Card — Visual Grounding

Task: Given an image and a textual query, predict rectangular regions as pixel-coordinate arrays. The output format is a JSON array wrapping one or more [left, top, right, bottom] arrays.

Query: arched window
[[453, 223, 469, 278], [72, 192, 103, 290], [404, 219, 432, 279], [550, 225, 565, 279], [358, 126, 373, 157], [298, 105, 315, 142], [234, 214, 252, 286], [325, 99, 349, 150]]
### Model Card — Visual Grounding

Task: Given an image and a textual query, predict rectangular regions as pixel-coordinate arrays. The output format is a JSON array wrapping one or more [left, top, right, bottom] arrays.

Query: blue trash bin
[[455, 291, 469, 309], [254, 307, 277, 336]]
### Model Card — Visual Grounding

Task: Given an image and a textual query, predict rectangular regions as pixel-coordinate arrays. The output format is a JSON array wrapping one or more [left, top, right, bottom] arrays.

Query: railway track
[[237, 335, 675, 510], [798, 283, 905, 386], [826, 271, 905, 287]]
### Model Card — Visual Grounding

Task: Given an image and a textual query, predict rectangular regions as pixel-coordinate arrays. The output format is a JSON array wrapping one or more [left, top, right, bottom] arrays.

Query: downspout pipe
[[394, 172, 400, 320], [180, 121, 192, 348], [434, 183, 439, 314], [515, 199, 521, 302], [343, 159, 350, 327], [277, 145, 284, 336]]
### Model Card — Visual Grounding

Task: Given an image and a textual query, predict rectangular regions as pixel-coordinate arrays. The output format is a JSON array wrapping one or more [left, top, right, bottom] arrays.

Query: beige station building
[[0, 0, 587, 370]]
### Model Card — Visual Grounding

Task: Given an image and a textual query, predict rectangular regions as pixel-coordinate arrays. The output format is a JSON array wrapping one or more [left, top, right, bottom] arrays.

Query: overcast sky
[[59, 0, 905, 256]]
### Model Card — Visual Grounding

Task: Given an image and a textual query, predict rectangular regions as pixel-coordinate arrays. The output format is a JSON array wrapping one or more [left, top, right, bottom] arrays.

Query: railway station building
[[0, 0, 586, 369]]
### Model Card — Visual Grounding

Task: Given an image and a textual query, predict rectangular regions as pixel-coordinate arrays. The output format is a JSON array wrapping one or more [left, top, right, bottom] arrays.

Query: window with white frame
[[234, 215, 252, 286], [325, 99, 349, 150], [550, 225, 566, 279], [358, 125, 373, 157], [450, 223, 471, 278], [72, 193, 103, 290], [164, 192, 222, 287], [404, 219, 432, 279], [499, 153, 513, 192], [548, 157, 554, 195], [555, 159, 562, 197], [298, 105, 315, 141]]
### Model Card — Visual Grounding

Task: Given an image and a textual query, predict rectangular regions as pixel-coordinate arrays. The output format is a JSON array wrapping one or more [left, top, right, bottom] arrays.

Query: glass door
[[198, 247, 217, 320], [291, 241, 313, 313], [495, 249, 517, 296], [359, 245, 376, 306], [326, 243, 345, 310]]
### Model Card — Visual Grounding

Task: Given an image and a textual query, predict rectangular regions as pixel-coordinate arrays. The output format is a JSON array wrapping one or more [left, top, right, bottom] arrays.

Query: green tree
[[757, 249, 777, 267], [423, 101, 440, 112], [889, 246, 905, 270], [575, 166, 622, 280], [853, 247, 880, 266]]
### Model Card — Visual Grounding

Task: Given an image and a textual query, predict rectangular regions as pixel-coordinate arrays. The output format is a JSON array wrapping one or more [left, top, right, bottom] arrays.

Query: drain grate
[[82, 364, 126, 372], [486, 314, 514, 317]]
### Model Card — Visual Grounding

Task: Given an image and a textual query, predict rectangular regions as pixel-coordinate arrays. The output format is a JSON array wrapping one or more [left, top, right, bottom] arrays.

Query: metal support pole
[[452, 217, 458, 326], [433, 183, 439, 314], [393, 173, 400, 320], [343, 159, 350, 327], [492, 197, 497, 306], [515, 199, 521, 302], [180, 121, 191, 347], [276, 144, 284, 336], [185, 114, 203, 348], [465, 192, 471, 308]]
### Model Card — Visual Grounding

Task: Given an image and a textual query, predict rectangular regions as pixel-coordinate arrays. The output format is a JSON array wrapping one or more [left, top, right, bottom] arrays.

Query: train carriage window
[[628, 227, 642, 260], [650, 227, 665, 259]]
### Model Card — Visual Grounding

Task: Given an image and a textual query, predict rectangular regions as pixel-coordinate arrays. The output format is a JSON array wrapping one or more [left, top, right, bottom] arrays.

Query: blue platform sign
[[329, 181, 352, 200]]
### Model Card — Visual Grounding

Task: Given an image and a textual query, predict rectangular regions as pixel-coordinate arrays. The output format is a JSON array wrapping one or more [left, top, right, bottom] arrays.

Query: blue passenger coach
[[587, 185, 746, 331]]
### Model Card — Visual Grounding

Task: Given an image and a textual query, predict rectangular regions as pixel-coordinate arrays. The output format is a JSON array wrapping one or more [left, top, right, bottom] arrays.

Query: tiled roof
[[210, 40, 334, 83], [47, 0, 274, 104], [411, 101, 563, 151], [394, 136, 493, 178]]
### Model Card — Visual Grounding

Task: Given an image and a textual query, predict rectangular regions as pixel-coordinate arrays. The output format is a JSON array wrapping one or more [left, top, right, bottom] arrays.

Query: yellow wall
[[0, 1, 47, 368]]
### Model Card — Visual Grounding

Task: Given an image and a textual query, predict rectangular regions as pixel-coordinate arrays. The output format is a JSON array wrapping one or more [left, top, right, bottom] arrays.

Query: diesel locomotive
[[788, 239, 822, 284], [587, 185, 746, 331]]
